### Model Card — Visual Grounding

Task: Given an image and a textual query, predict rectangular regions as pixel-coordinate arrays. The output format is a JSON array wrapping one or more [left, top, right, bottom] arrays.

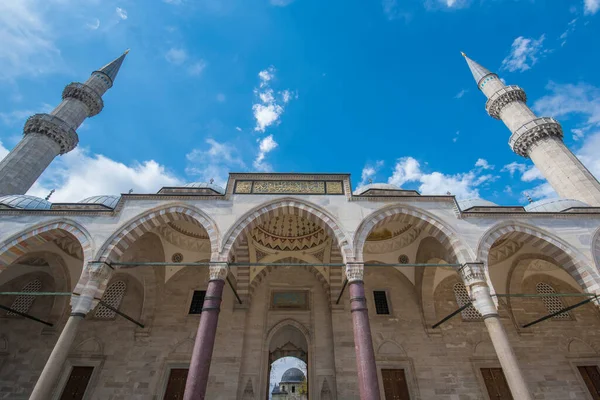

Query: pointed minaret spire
[[93, 49, 129, 87], [462, 52, 600, 206], [0, 51, 129, 195]]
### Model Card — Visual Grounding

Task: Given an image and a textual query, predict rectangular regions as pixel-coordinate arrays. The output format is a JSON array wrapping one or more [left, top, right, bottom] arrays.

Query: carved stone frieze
[[485, 85, 527, 119], [155, 225, 211, 253], [363, 227, 421, 254], [54, 236, 84, 260], [24, 113, 79, 154], [509, 117, 563, 157], [488, 238, 522, 265], [62, 82, 104, 116]]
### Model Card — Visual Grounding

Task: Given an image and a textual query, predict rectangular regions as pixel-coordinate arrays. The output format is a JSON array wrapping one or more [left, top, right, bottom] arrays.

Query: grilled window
[[453, 283, 481, 320], [536, 282, 570, 320], [95, 280, 126, 319], [8, 279, 42, 316], [373, 291, 390, 315], [188, 290, 207, 314]]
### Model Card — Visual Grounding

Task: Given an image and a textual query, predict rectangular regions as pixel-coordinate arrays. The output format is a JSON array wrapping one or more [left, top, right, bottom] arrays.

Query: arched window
[[453, 282, 481, 320], [536, 282, 570, 320], [8, 279, 42, 316], [95, 280, 127, 319]]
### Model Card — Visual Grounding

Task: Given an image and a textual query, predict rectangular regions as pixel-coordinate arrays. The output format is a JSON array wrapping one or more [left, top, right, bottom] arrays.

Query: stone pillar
[[184, 262, 228, 400], [346, 263, 380, 400], [29, 261, 112, 400], [459, 263, 533, 400]]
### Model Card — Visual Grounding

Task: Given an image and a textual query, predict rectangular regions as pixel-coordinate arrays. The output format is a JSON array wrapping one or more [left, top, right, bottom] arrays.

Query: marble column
[[459, 263, 533, 400], [346, 262, 380, 400], [184, 262, 228, 400], [30, 261, 112, 400]]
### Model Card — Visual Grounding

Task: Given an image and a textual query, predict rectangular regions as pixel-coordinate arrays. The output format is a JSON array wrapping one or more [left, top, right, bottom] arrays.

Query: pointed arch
[[353, 204, 474, 264], [478, 221, 600, 295], [0, 219, 93, 269], [219, 198, 353, 262], [95, 203, 220, 262], [593, 226, 600, 270]]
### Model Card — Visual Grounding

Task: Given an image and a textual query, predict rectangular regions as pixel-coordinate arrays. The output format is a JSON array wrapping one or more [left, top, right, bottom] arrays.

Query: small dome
[[272, 385, 286, 394], [0, 195, 52, 210], [525, 198, 590, 212], [183, 182, 225, 194], [78, 195, 120, 208], [458, 198, 498, 210], [281, 367, 305, 383], [354, 183, 401, 195]]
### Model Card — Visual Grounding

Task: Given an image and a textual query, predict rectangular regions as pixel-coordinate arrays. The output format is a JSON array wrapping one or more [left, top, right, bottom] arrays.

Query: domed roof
[[272, 385, 287, 394], [525, 198, 590, 212], [281, 367, 305, 383], [354, 183, 401, 195], [0, 195, 52, 210], [78, 195, 120, 208], [458, 198, 498, 210], [183, 182, 225, 194]]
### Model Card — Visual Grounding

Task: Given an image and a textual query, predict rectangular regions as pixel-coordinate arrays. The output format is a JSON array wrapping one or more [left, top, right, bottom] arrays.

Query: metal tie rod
[[431, 302, 473, 329], [522, 295, 599, 328]]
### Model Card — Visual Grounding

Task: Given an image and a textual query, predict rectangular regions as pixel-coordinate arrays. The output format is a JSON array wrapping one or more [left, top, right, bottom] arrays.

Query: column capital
[[209, 262, 229, 281], [71, 261, 113, 316], [345, 262, 364, 283], [458, 262, 487, 286], [459, 263, 497, 317]]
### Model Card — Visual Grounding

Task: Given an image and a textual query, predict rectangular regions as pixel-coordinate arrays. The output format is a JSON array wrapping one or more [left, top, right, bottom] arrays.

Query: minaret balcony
[[23, 114, 79, 154], [485, 85, 527, 119], [509, 117, 563, 157], [62, 82, 104, 117]]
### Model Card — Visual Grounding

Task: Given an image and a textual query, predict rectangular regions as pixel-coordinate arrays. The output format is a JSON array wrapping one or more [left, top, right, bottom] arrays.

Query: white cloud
[[577, 130, 600, 179], [559, 18, 577, 46], [585, 0, 600, 15], [521, 165, 544, 182], [235, 126, 242, 132], [0, 103, 53, 126], [24, 148, 181, 202], [501, 35, 546, 73], [387, 157, 498, 198], [424, 0, 470, 10], [357, 160, 384, 190], [475, 158, 494, 170], [253, 67, 294, 133], [452, 131, 459, 143], [188, 60, 207, 76], [454, 89, 467, 99], [381, 0, 412, 21], [533, 82, 600, 128], [501, 162, 526, 177], [253, 135, 278, 171], [116, 7, 128, 20], [572, 128, 585, 141], [0, 141, 9, 160], [186, 139, 245, 187], [165, 48, 188, 65], [86, 18, 100, 30]]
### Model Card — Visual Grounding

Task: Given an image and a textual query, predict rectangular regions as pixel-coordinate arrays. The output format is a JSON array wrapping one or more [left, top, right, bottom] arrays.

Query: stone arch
[[247, 257, 331, 304], [377, 340, 407, 357], [593, 226, 600, 271], [0, 219, 93, 270], [567, 337, 598, 355], [353, 204, 474, 264], [219, 198, 353, 263], [95, 203, 220, 262], [478, 221, 600, 295], [72, 337, 104, 356], [266, 319, 311, 359]]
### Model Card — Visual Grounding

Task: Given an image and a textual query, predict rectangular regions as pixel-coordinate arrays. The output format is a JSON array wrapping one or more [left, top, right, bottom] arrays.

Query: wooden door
[[163, 368, 189, 400], [480, 368, 513, 400], [59, 366, 94, 400], [381, 369, 410, 400], [578, 366, 600, 399]]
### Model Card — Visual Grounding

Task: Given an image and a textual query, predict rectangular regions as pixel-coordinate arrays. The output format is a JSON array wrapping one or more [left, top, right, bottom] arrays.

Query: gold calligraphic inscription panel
[[234, 180, 345, 195], [271, 290, 309, 310]]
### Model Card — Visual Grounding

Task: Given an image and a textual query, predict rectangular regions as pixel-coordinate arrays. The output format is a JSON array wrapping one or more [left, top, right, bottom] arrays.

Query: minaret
[[462, 52, 600, 206], [0, 51, 129, 195]]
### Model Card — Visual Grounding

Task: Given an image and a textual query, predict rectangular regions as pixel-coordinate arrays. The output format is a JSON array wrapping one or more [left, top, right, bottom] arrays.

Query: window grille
[[188, 290, 207, 314], [7, 279, 42, 316], [453, 283, 481, 320], [95, 280, 126, 319], [373, 291, 390, 315], [536, 282, 570, 320]]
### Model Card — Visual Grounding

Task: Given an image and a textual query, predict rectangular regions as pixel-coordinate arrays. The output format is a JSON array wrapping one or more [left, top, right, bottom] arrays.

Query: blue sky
[[1, 0, 599, 205]]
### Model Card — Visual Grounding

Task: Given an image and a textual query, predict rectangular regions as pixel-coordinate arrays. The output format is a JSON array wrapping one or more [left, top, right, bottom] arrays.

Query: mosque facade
[[0, 52, 600, 400]]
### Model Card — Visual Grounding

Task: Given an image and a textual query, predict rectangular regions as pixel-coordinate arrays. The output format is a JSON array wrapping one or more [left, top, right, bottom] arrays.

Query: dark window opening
[[59, 366, 94, 400], [292, 385, 295, 393], [374, 291, 390, 315], [163, 368, 189, 400], [578, 365, 600, 400], [188, 290, 206, 314]]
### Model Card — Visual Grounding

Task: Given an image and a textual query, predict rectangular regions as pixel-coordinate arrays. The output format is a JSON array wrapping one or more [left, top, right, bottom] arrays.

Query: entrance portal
[[267, 324, 309, 399]]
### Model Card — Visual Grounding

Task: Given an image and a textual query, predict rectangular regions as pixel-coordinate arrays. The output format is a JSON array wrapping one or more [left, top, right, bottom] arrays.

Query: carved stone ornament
[[458, 263, 486, 286], [24, 113, 79, 154], [364, 227, 421, 254], [156, 225, 211, 253], [62, 82, 104, 116], [209, 262, 229, 281], [485, 85, 527, 119], [509, 117, 563, 157], [86, 261, 113, 282], [345, 263, 364, 282]]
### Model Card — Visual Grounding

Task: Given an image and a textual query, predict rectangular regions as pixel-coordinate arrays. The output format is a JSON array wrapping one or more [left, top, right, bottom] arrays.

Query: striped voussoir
[[593, 228, 600, 269], [0, 221, 93, 269], [97, 205, 219, 262], [479, 224, 600, 295], [220, 199, 353, 263], [329, 242, 344, 304], [234, 236, 251, 301], [353, 206, 472, 264], [247, 261, 331, 304]]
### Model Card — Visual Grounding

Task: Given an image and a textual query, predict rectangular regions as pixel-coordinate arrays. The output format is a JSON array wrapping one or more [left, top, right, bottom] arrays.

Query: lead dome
[[354, 183, 402, 195], [280, 367, 305, 383], [78, 195, 120, 208], [525, 198, 590, 212], [458, 198, 498, 210], [183, 182, 225, 194], [0, 195, 52, 210]]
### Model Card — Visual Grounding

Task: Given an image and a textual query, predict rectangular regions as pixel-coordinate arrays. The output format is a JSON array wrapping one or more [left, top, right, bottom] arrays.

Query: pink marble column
[[347, 263, 380, 399], [184, 263, 228, 400]]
